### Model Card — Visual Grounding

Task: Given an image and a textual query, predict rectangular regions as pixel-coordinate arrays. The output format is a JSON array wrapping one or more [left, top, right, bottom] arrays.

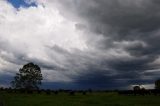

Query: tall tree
[[155, 79, 160, 90], [11, 62, 43, 90]]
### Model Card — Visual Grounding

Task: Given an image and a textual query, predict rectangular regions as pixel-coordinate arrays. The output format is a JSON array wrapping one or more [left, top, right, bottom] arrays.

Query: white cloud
[[130, 84, 154, 89], [0, 0, 88, 82]]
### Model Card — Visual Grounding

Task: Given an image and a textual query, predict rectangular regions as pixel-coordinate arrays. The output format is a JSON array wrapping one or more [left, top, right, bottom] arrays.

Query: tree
[[11, 62, 43, 90], [133, 85, 141, 91], [155, 79, 160, 90]]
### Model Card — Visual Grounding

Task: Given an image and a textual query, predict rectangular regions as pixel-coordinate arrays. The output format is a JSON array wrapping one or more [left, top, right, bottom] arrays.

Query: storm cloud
[[0, 0, 160, 89], [51, 0, 160, 88]]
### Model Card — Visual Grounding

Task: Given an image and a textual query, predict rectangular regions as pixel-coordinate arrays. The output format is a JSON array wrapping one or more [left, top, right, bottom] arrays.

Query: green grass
[[1, 92, 160, 106]]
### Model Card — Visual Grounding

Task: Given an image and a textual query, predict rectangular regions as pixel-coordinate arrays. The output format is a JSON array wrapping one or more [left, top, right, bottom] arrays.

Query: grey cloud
[[50, 0, 160, 88], [2, 0, 160, 89], [0, 73, 13, 87]]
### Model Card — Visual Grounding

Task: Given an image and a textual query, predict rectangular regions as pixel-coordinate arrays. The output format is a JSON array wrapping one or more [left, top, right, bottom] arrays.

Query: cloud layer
[[1, 0, 160, 89]]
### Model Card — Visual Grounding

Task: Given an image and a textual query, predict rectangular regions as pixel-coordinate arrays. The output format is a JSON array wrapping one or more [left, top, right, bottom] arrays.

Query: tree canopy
[[11, 62, 43, 90], [133, 85, 141, 91], [155, 79, 160, 90]]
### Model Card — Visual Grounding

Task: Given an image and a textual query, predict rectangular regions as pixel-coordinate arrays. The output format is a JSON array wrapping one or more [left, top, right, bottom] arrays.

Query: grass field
[[1, 92, 160, 106]]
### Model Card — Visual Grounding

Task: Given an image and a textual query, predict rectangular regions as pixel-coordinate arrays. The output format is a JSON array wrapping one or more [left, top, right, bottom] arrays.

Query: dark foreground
[[1, 91, 160, 106]]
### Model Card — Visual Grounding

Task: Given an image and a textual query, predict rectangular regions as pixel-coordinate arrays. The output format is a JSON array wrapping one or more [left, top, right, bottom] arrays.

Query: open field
[[1, 91, 160, 106]]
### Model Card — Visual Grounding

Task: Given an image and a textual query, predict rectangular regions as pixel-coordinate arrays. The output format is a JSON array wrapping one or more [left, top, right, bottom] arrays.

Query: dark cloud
[[2, 0, 160, 89], [51, 0, 160, 88], [0, 73, 13, 87]]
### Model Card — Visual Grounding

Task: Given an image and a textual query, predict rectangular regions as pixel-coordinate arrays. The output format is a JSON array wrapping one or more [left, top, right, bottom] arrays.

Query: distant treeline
[[1, 87, 160, 96], [118, 89, 160, 96], [0, 87, 94, 95]]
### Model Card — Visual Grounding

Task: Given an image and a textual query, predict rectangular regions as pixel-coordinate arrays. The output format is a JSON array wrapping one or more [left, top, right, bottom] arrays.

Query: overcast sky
[[1, 0, 160, 89]]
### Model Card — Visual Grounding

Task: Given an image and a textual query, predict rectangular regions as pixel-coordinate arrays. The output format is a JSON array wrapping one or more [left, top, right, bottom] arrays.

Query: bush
[[45, 89, 51, 95]]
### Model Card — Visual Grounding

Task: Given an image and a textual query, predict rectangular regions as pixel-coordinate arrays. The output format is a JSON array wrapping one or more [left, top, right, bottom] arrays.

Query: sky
[[1, 0, 160, 90], [7, 0, 37, 8]]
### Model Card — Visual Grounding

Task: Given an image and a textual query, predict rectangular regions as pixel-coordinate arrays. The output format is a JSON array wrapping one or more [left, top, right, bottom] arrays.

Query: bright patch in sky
[[7, 0, 37, 8], [0, 0, 87, 84]]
